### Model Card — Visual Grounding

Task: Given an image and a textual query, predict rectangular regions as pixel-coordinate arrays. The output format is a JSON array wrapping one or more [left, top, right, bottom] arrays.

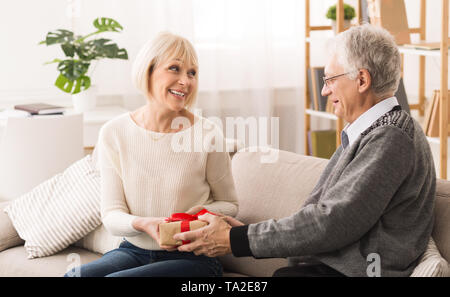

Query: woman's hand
[[222, 216, 245, 227], [132, 217, 177, 251]]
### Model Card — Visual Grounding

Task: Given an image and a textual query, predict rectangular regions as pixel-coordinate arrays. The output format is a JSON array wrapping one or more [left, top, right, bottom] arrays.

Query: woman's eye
[[188, 70, 196, 77], [169, 65, 179, 71]]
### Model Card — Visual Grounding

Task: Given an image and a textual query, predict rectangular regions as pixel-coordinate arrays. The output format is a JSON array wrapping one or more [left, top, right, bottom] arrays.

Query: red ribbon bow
[[165, 209, 216, 245]]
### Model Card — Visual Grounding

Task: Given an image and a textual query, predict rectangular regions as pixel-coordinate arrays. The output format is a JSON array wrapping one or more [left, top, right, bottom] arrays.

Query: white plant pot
[[72, 85, 97, 113], [331, 20, 351, 34]]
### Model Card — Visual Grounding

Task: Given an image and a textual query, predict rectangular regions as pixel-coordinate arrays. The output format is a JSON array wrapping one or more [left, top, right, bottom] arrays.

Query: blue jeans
[[65, 240, 222, 277]]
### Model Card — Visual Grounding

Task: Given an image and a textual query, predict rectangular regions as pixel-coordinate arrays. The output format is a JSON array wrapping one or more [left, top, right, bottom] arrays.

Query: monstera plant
[[40, 17, 128, 94]]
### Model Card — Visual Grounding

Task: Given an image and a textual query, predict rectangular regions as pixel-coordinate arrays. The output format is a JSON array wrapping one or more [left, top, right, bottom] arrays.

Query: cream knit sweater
[[98, 113, 238, 250]]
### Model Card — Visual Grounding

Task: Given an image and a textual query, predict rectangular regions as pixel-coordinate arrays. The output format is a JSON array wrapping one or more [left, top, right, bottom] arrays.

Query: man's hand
[[174, 214, 245, 257], [174, 213, 238, 257]]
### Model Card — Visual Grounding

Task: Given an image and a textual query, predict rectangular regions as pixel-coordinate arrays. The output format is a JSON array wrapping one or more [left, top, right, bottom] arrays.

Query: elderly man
[[174, 24, 436, 277]]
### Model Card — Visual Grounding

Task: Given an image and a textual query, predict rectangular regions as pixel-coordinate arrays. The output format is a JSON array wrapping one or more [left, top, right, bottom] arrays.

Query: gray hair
[[331, 24, 401, 97]]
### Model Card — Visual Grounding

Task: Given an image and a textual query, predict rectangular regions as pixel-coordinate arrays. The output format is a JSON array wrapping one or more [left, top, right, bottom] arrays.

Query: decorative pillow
[[4, 154, 101, 259], [74, 224, 122, 255], [0, 201, 24, 252], [411, 237, 450, 277]]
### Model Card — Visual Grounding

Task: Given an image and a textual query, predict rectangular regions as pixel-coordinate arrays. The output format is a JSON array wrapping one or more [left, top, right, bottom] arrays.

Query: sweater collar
[[343, 97, 400, 148]]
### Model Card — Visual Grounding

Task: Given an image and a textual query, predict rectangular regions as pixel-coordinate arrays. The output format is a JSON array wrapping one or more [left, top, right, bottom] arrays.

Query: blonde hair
[[131, 32, 199, 108]]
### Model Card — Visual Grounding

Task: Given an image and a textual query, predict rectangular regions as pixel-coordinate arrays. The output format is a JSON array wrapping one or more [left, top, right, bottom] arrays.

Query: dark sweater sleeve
[[246, 126, 415, 259], [230, 225, 253, 257]]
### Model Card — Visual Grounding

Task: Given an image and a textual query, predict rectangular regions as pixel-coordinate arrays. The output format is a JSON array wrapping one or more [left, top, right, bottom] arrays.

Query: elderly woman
[[68, 32, 238, 277], [175, 24, 436, 277]]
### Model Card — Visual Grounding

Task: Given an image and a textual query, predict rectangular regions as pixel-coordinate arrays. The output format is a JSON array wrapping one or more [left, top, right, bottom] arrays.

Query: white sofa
[[0, 149, 449, 277]]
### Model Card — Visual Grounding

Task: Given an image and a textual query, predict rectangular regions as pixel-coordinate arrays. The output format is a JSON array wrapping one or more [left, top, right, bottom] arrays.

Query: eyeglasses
[[322, 72, 352, 87]]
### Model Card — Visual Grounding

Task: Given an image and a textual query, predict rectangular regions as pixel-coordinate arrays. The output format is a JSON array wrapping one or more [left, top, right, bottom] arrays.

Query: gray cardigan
[[230, 109, 436, 277]]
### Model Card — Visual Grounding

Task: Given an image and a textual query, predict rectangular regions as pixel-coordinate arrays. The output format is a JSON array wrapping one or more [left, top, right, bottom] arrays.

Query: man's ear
[[358, 69, 371, 93]]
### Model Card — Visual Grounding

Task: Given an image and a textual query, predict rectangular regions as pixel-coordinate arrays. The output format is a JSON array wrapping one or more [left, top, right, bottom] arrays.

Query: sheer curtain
[[72, 0, 341, 154], [191, 0, 304, 153], [1, 0, 362, 154]]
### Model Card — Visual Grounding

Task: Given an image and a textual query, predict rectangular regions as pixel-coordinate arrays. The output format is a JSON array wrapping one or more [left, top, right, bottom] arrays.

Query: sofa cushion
[[0, 201, 24, 252], [0, 245, 101, 277], [433, 179, 450, 262], [219, 149, 329, 276], [411, 237, 450, 277], [74, 224, 122, 255], [4, 154, 102, 259]]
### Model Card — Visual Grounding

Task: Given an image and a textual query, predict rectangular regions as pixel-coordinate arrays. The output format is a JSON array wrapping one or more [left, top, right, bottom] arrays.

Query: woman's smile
[[168, 88, 186, 100]]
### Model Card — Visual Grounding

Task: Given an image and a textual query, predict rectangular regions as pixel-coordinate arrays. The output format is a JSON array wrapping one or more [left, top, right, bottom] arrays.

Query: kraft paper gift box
[[159, 220, 208, 246]]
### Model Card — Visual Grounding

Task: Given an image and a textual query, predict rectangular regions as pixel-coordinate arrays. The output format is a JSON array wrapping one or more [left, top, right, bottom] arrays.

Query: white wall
[[2, 0, 448, 102], [0, 0, 73, 102], [0, 0, 449, 173]]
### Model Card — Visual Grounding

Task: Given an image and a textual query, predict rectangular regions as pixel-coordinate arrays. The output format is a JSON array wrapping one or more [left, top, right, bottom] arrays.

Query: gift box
[[159, 209, 214, 246]]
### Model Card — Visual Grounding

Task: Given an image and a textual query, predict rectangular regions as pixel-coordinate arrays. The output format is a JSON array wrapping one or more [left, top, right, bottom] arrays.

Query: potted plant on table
[[40, 17, 128, 112], [326, 3, 356, 34]]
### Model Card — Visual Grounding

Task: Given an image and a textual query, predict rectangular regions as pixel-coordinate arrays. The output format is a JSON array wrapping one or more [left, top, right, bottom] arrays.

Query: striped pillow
[[4, 155, 101, 259], [411, 237, 450, 277]]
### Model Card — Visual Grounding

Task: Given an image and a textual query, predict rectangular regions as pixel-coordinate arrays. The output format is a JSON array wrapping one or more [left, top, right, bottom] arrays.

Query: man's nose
[[321, 83, 331, 97]]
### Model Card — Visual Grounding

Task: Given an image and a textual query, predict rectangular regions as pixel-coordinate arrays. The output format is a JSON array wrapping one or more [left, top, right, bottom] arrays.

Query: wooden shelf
[[427, 136, 450, 146], [305, 109, 338, 120], [304, 0, 347, 155], [305, 37, 328, 43], [398, 46, 448, 57], [304, 0, 448, 179], [400, 0, 448, 179]]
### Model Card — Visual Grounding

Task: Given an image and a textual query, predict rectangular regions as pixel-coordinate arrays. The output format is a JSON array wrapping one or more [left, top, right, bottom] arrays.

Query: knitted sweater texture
[[248, 109, 436, 276], [98, 113, 238, 250]]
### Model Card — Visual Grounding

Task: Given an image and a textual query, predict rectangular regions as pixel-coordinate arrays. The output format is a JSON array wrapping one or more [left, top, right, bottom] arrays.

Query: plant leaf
[[61, 43, 75, 57], [116, 48, 128, 60], [43, 58, 62, 65], [43, 29, 74, 45], [54, 74, 74, 93], [92, 39, 118, 58], [74, 42, 95, 60], [54, 74, 91, 94], [57, 60, 90, 81], [75, 38, 128, 60], [93, 17, 123, 32], [72, 76, 91, 94]]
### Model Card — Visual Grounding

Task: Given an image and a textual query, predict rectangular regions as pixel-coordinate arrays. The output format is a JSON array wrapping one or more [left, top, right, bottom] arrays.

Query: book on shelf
[[14, 103, 65, 115], [310, 129, 337, 159], [367, 0, 411, 45], [307, 66, 328, 112]]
